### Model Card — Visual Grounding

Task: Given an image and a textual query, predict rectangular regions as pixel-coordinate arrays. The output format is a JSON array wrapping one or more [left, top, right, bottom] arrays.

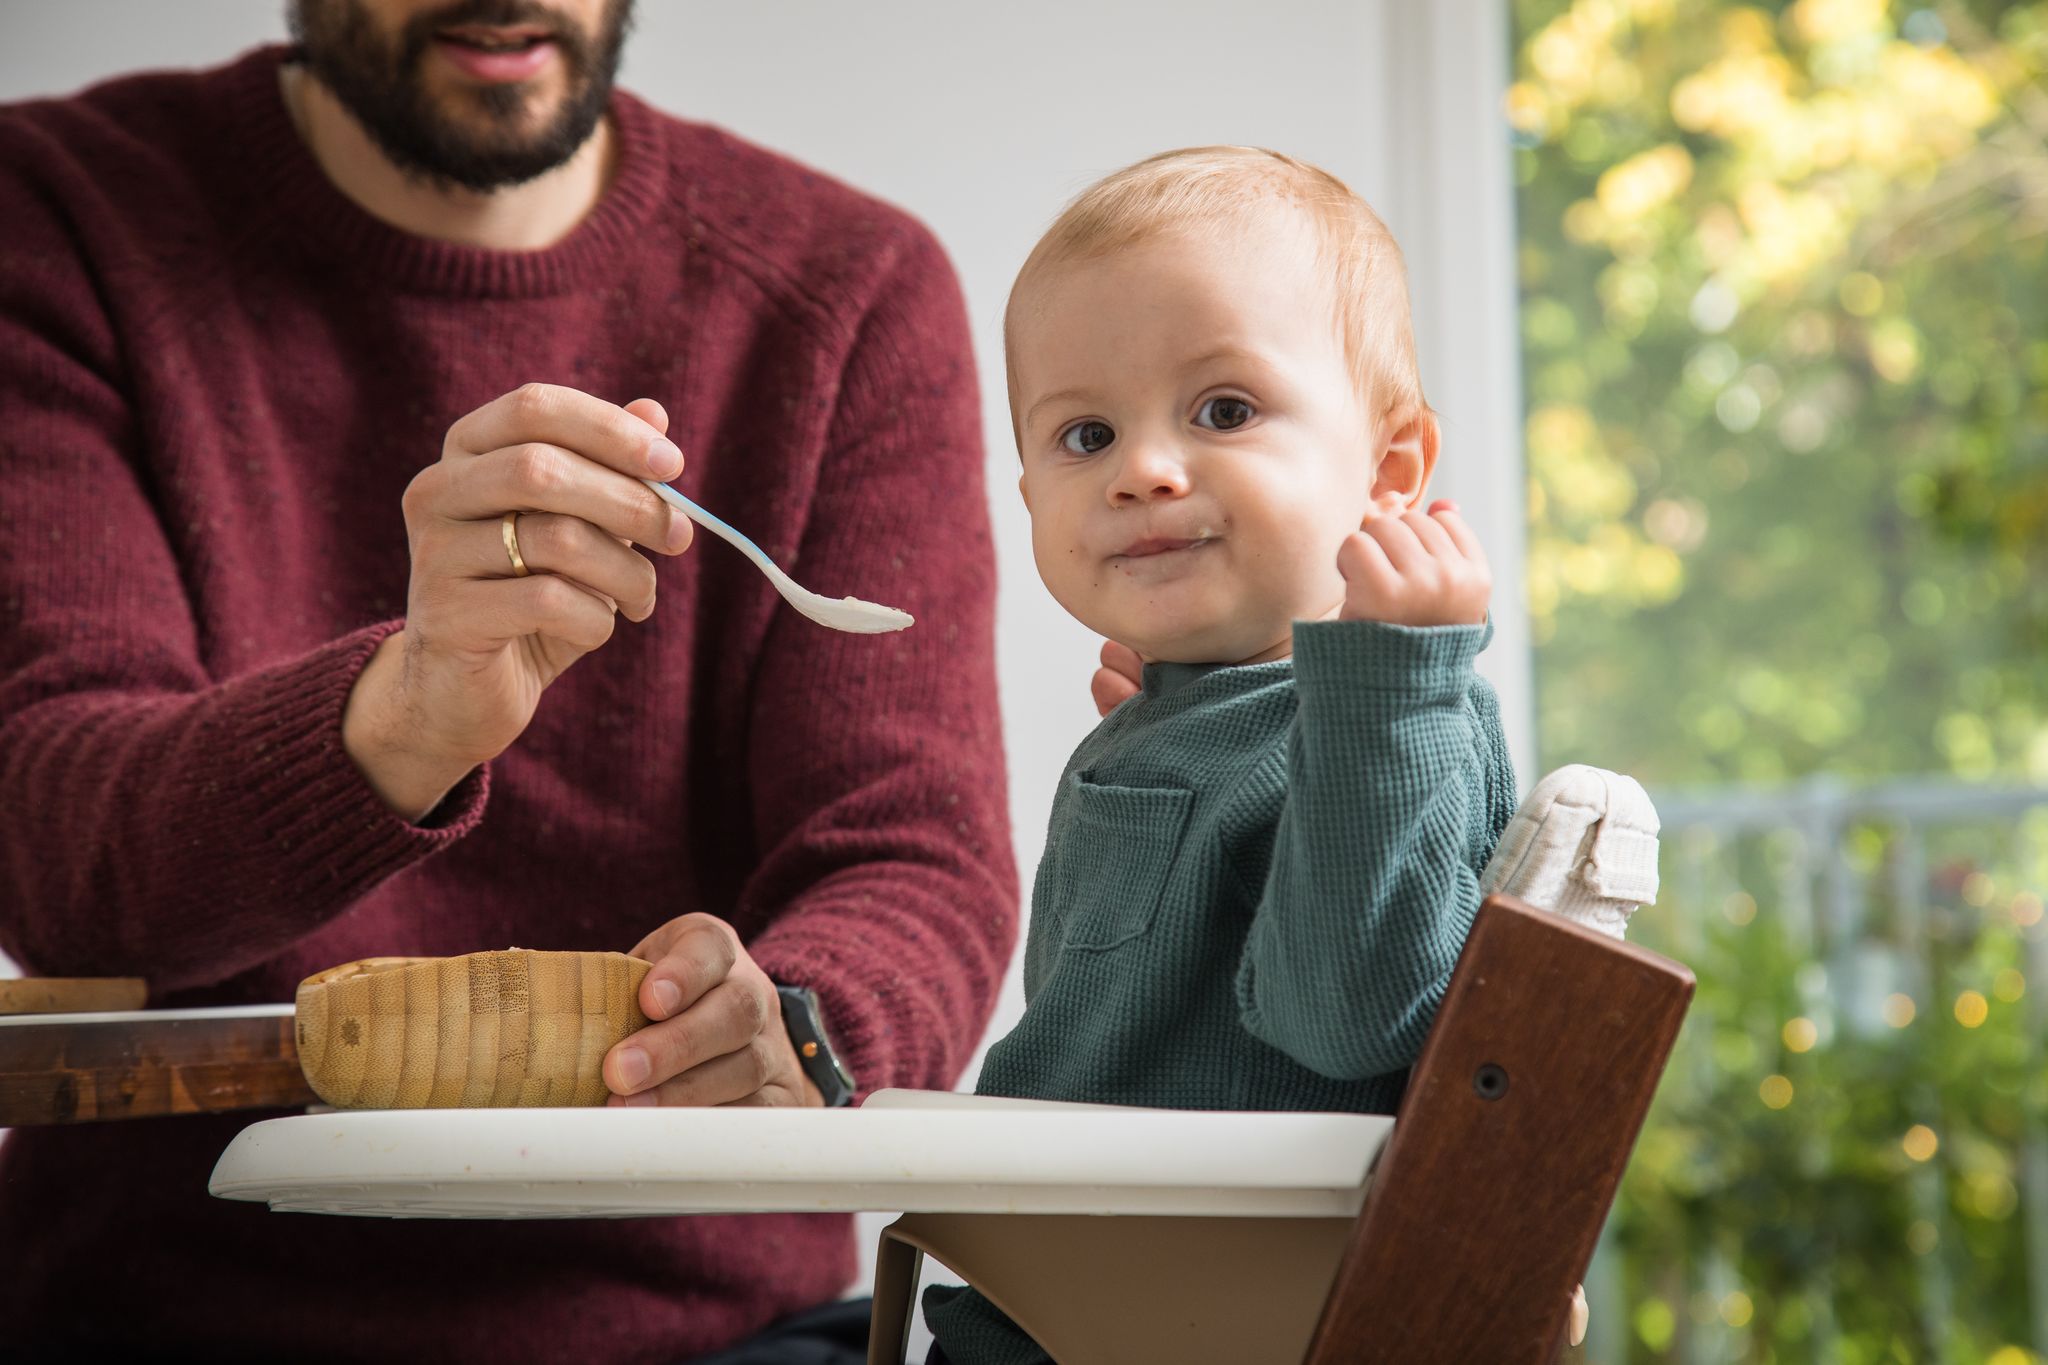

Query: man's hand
[[1091, 639, 1143, 718], [342, 385, 696, 821], [1336, 498, 1490, 628], [602, 913, 823, 1108]]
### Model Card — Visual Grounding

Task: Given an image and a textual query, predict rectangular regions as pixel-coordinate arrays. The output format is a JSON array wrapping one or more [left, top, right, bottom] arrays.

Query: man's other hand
[[1092, 639, 1143, 717], [602, 913, 822, 1108]]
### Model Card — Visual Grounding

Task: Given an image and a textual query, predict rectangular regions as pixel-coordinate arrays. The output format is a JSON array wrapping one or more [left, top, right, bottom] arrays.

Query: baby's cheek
[[1028, 516, 1078, 586], [1034, 545, 1118, 638], [1256, 520, 1348, 619]]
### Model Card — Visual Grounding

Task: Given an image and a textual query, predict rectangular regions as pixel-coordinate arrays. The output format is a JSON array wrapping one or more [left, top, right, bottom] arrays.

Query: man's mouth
[[431, 24, 560, 82], [437, 24, 554, 52]]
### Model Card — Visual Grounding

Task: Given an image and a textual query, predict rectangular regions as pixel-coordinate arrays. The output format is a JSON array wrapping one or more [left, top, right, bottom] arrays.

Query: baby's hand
[[1336, 499, 1490, 627]]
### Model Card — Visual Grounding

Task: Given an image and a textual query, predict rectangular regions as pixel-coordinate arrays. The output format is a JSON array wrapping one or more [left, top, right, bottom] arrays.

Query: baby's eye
[[1196, 397, 1254, 431], [1060, 420, 1116, 456]]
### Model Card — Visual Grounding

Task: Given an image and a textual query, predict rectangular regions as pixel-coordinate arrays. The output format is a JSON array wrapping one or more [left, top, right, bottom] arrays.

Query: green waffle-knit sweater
[[924, 617, 1518, 1365]]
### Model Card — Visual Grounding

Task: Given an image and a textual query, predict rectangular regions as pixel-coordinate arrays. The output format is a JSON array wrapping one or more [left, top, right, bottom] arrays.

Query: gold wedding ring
[[501, 511, 531, 577]]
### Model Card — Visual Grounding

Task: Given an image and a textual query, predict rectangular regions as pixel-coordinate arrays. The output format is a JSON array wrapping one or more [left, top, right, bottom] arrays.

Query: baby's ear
[[1017, 471, 1031, 510], [1365, 407, 1441, 519]]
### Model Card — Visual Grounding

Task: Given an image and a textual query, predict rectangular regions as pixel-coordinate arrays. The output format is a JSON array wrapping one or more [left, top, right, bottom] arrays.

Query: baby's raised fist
[[1336, 499, 1490, 628]]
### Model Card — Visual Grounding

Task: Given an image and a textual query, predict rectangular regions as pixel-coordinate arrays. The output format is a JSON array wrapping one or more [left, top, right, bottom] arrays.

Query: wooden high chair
[[868, 893, 1694, 1365]]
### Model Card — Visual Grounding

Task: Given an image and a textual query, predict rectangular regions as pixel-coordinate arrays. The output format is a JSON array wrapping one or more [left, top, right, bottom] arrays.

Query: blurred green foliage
[[1510, 1, 2048, 1359]]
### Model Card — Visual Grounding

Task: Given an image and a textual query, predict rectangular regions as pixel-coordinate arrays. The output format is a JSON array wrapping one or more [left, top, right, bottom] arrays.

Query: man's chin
[[424, 75, 565, 133], [390, 91, 593, 189]]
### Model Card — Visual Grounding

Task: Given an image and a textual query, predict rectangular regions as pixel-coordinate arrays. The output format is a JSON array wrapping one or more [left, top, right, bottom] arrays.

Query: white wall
[[0, 0, 1527, 1343]]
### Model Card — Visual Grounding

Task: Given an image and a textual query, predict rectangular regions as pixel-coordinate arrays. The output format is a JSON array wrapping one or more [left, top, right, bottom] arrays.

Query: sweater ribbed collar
[[227, 43, 668, 299]]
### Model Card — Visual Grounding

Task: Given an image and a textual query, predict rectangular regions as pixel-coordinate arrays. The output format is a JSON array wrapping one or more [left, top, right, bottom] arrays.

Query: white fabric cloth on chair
[[1479, 764, 1660, 940]]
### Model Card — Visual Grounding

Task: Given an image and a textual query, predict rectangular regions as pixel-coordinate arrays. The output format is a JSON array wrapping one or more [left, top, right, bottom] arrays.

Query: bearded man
[[0, 4, 1017, 1360]]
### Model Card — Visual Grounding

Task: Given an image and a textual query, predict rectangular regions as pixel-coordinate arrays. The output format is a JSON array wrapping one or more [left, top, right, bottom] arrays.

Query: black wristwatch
[[777, 984, 857, 1107]]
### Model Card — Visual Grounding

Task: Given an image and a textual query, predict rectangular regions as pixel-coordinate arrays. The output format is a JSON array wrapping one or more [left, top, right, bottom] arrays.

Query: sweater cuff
[[226, 621, 489, 893], [1292, 617, 1490, 702]]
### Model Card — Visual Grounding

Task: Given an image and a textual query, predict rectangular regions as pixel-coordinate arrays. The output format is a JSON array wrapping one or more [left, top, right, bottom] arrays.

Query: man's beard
[[288, 0, 634, 193]]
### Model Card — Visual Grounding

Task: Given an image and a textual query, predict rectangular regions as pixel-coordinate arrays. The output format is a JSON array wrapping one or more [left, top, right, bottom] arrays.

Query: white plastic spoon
[[642, 479, 914, 634]]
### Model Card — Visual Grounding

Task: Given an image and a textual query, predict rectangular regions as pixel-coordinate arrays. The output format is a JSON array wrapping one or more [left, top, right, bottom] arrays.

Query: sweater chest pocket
[[1043, 776, 1196, 953]]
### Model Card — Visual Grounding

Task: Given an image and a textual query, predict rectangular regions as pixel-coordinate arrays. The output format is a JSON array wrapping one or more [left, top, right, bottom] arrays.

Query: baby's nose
[[1108, 442, 1192, 503]]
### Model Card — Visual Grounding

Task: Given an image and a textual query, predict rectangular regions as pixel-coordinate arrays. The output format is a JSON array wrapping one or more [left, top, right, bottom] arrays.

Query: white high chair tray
[[208, 1088, 1392, 1220]]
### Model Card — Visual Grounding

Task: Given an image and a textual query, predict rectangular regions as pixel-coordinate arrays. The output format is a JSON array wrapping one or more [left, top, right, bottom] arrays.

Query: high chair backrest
[[1302, 892, 1692, 1362]]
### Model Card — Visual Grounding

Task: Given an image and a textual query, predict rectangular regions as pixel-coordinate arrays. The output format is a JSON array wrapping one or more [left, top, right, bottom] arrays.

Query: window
[[1509, 1, 2048, 1358]]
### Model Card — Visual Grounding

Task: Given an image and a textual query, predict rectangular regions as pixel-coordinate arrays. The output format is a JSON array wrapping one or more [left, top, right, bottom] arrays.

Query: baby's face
[[1012, 217, 1380, 664]]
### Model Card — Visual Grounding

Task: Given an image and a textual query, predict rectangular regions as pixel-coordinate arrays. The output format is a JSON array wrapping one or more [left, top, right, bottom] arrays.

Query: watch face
[[779, 984, 856, 1106]]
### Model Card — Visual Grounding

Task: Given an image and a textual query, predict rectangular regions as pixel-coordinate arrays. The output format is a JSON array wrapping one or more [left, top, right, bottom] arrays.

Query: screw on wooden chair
[[1472, 1063, 1510, 1100]]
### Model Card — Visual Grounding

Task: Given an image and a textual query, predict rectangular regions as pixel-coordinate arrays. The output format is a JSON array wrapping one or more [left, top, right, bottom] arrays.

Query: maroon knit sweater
[[0, 45, 1017, 1364]]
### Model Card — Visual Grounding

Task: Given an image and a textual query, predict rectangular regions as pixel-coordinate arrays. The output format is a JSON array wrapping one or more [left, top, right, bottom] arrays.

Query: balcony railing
[[1587, 776, 2048, 1363]]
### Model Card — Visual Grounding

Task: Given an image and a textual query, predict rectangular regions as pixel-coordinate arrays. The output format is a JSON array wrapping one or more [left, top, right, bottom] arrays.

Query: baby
[[922, 147, 1517, 1365]]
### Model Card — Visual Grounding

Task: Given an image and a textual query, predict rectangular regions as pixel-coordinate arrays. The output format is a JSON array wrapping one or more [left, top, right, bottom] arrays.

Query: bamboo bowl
[[295, 949, 651, 1109]]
